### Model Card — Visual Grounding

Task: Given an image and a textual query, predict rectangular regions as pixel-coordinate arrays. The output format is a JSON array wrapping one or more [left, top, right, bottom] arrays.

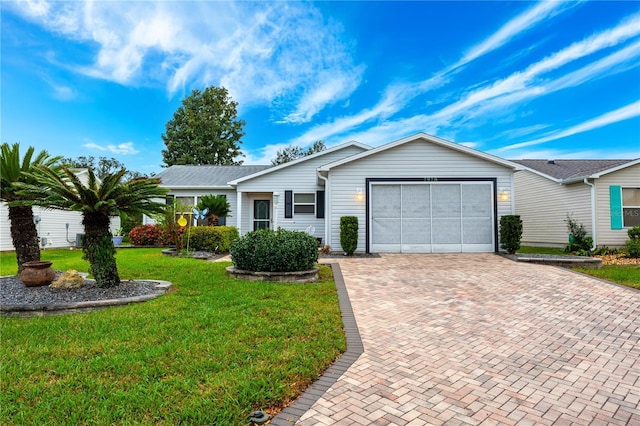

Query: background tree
[[271, 140, 326, 165], [18, 167, 168, 287], [0, 143, 62, 273], [162, 86, 245, 166], [62, 156, 147, 180]]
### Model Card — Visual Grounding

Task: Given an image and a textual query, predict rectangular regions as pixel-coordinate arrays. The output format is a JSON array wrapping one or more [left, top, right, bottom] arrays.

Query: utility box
[[75, 234, 85, 248]]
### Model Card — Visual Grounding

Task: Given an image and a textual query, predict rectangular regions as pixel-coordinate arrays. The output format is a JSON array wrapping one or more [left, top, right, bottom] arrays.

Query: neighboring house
[[512, 159, 640, 248], [159, 133, 521, 253], [0, 169, 121, 252]]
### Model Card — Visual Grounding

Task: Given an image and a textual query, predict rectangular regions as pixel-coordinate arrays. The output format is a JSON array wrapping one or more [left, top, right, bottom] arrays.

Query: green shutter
[[610, 186, 623, 230]]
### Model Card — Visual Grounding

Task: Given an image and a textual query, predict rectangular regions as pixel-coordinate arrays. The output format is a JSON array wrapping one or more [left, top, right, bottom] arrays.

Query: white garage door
[[370, 182, 495, 253]]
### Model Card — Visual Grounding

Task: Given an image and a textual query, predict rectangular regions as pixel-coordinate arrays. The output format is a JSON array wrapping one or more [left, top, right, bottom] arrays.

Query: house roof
[[227, 141, 371, 184], [156, 165, 271, 188], [512, 159, 638, 182], [318, 133, 522, 172]]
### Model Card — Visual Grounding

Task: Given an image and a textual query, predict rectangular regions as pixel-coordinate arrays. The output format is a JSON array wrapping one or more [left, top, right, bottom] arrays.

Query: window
[[623, 188, 640, 227], [294, 193, 315, 214]]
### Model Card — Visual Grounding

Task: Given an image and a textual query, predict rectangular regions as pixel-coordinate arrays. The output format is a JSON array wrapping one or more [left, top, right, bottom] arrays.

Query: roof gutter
[[583, 178, 597, 251]]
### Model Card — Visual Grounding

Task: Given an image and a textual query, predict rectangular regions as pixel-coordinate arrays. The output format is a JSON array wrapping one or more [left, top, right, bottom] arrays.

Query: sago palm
[[0, 143, 61, 273], [18, 166, 168, 287], [197, 194, 231, 226]]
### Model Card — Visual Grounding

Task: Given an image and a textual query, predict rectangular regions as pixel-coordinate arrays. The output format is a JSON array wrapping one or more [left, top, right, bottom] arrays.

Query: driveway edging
[[271, 262, 364, 425]]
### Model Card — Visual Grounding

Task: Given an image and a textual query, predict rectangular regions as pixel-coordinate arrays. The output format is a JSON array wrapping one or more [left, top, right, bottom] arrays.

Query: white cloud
[[83, 141, 140, 155], [498, 101, 640, 152], [51, 84, 76, 101], [9, 1, 363, 122]]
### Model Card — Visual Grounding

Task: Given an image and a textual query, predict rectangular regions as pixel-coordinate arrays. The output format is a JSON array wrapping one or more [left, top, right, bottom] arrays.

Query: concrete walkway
[[292, 254, 639, 425]]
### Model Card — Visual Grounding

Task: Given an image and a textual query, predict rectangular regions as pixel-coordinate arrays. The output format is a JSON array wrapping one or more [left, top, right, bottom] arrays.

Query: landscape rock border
[[1, 278, 172, 318], [226, 266, 319, 283]]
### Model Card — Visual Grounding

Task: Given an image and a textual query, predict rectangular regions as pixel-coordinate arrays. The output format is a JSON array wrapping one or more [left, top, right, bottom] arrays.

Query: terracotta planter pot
[[20, 261, 55, 287]]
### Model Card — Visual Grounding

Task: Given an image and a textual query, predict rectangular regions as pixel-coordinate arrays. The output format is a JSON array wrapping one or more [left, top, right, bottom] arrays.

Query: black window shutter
[[284, 190, 293, 218], [316, 190, 325, 218]]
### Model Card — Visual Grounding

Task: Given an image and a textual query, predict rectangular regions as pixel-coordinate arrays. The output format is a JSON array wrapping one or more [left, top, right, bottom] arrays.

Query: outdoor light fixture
[[273, 192, 280, 205], [498, 189, 510, 202], [356, 188, 364, 201]]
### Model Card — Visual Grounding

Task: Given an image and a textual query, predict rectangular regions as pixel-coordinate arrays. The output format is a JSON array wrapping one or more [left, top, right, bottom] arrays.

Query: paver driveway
[[294, 254, 639, 425]]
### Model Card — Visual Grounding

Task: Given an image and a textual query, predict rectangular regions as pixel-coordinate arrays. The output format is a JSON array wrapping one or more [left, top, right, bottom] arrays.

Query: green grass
[[517, 245, 640, 290], [0, 249, 345, 425], [575, 266, 640, 290], [517, 245, 568, 256]]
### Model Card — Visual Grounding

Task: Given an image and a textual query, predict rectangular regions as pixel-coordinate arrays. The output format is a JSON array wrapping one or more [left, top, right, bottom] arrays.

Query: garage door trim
[[365, 177, 498, 253]]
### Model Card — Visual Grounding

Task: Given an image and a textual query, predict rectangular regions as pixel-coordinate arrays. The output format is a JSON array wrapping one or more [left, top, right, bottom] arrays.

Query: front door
[[253, 199, 271, 230]]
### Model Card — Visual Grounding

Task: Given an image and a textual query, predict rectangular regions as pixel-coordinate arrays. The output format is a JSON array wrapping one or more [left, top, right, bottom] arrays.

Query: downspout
[[317, 170, 329, 247], [583, 178, 597, 250]]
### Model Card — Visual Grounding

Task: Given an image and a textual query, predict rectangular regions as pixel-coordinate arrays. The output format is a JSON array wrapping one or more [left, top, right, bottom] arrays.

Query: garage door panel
[[402, 218, 431, 244], [402, 185, 430, 218], [462, 184, 492, 217], [432, 184, 461, 217], [372, 218, 401, 244], [462, 218, 493, 244], [432, 218, 461, 244], [372, 185, 400, 218]]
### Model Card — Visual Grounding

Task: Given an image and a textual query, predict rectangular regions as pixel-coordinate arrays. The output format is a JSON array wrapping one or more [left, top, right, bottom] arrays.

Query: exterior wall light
[[356, 188, 364, 201], [498, 189, 510, 202], [273, 192, 280, 206]]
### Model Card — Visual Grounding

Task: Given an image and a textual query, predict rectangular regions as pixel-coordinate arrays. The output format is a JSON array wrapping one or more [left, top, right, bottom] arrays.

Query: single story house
[[0, 169, 121, 252], [512, 159, 640, 248], [157, 133, 521, 253]]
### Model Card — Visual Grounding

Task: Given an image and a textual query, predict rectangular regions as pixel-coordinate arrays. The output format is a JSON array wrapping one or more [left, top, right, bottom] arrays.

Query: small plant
[[230, 228, 318, 272], [592, 246, 619, 256], [112, 228, 124, 237], [564, 214, 592, 253], [499, 215, 523, 254], [184, 226, 239, 253], [197, 194, 231, 226], [625, 225, 640, 258], [340, 216, 358, 255], [320, 245, 331, 254]]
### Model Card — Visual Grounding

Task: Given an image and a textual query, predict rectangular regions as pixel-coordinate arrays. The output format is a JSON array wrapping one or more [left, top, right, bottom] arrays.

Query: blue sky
[[2, 1, 639, 175]]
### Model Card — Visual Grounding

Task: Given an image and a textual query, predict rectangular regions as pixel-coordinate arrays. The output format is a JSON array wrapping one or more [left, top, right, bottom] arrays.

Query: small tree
[[162, 86, 245, 166], [271, 140, 326, 166], [340, 216, 358, 255], [499, 215, 523, 254], [0, 143, 62, 273], [197, 194, 231, 226], [18, 167, 168, 287], [564, 214, 592, 253]]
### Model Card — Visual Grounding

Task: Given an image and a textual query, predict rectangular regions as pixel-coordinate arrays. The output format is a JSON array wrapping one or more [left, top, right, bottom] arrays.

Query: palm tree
[[18, 166, 168, 287], [0, 143, 62, 273], [197, 194, 231, 226]]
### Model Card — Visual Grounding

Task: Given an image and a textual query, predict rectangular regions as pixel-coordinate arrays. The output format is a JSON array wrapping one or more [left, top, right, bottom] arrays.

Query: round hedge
[[229, 229, 318, 272]]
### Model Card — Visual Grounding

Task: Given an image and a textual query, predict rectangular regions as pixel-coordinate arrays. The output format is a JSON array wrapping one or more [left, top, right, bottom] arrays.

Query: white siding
[[514, 171, 591, 247], [326, 139, 514, 252], [236, 146, 366, 240], [0, 203, 120, 251], [166, 189, 237, 226], [595, 164, 640, 247]]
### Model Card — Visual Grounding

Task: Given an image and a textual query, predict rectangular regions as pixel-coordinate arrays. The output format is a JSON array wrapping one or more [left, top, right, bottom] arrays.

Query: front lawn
[[518, 245, 640, 290], [0, 249, 345, 424]]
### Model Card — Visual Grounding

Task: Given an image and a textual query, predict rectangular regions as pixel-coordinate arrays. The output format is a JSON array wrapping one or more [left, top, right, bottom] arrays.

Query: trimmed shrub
[[499, 215, 523, 254], [625, 226, 640, 258], [564, 214, 592, 253], [230, 228, 318, 272], [128, 224, 163, 246], [184, 226, 239, 253], [340, 216, 358, 255]]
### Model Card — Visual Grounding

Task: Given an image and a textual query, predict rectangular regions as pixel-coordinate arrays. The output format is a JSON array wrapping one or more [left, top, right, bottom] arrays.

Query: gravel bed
[[0, 273, 159, 307]]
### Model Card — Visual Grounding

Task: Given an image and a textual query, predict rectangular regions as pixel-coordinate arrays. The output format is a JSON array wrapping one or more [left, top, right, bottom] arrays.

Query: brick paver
[[296, 254, 640, 425]]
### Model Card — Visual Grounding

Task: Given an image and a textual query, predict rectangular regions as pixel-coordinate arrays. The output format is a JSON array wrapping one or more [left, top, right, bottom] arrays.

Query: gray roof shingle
[[155, 165, 271, 187], [512, 159, 633, 181]]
